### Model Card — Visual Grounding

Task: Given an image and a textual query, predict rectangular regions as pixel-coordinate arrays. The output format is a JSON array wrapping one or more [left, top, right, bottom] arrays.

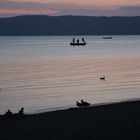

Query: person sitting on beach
[[18, 107, 24, 116], [76, 99, 90, 107], [81, 100, 90, 106], [4, 109, 13, 118]]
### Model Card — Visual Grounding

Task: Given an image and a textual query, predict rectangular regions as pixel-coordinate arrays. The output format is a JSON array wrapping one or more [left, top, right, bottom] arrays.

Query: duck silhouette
[[100, 76, 105, 80]]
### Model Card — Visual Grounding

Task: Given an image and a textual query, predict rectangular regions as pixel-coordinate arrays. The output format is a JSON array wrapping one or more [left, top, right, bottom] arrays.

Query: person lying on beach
[[76, 99, 90, 107]]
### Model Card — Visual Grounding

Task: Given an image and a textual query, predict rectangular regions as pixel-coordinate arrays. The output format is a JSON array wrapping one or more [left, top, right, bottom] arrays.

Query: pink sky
[[0, 0, 140, 17], [10, 0, 140, 6]]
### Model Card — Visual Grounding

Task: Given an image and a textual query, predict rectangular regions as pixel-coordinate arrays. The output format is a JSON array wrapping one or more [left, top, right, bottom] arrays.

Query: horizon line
[[1, 14, 140, 19]]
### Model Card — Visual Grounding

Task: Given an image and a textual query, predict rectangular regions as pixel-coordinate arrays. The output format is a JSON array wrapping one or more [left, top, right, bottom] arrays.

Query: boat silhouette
[[70, 42, 86, 46], [70, 38, 87, 46], [102, 36, 112, 39]]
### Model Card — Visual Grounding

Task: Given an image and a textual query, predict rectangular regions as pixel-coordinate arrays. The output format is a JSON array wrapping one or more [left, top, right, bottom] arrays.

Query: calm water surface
[[0, 36, 140, 114]]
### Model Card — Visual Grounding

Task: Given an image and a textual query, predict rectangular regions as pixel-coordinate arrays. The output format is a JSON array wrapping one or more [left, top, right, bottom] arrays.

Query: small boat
[[102, 36, 112, 39], [70, 42, 86, 46], [70, 38, 87, 46]]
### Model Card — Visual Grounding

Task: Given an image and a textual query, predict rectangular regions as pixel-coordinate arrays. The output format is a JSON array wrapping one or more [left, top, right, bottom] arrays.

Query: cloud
[[0, 0, 140, 17], [114, 6, 140, 16], [0, 0, 58, 17], [60, 6, 140, 16]]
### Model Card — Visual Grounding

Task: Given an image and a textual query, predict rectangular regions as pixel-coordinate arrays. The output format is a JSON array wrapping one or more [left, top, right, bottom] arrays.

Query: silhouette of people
[[4, 109, 13, 118], [73, 38, 75, 43], [81, 99, 84, 104], [82, 38, 85, 43], [70, 38, 86, 46], [18, 107, 24, 116], [76, 99, 90, 107], [77, 39, 79, 44]]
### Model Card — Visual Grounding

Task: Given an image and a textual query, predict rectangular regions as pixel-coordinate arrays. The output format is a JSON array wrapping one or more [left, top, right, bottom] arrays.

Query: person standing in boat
[[77, 39, 79, 44], [82, 38, 85, 43], [72, 38, 75, 43]]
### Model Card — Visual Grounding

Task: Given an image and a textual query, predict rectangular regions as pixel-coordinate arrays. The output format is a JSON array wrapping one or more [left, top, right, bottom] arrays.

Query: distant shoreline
[[1, 34, 140, 36], [0, 15, 140, 36]]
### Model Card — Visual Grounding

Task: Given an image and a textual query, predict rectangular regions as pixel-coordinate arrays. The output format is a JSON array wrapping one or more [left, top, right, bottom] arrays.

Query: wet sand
[[1, 100, 140, 140]]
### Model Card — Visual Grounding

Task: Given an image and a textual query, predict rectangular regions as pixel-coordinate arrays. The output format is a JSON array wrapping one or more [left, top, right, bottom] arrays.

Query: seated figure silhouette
[[18, 107, 24, 116], [4, 109, 13, 118], [76, 99, 90, 107]]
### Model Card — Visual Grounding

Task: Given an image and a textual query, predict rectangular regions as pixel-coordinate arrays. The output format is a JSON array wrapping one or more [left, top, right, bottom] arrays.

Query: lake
[[0, 35, 140, 114]]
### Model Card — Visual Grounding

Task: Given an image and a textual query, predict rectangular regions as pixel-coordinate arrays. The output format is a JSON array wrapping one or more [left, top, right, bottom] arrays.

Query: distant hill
[[0, 15, 140, 35]]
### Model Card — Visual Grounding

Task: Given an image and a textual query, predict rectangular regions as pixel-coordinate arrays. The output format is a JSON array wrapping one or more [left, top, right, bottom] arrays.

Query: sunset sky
[[0, 0, 140, 17]]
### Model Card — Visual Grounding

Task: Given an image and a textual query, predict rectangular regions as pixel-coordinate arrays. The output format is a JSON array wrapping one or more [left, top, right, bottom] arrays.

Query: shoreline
[[26, 98, 140, 115], [1, 99, 140, 140]]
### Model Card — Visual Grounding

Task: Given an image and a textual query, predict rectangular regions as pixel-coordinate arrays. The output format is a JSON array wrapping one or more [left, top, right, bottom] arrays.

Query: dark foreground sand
[[1, 100, 140, 140]]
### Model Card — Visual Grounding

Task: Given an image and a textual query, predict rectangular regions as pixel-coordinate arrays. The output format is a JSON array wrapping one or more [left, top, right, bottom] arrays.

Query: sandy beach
[[1, 100, 140, 140]]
